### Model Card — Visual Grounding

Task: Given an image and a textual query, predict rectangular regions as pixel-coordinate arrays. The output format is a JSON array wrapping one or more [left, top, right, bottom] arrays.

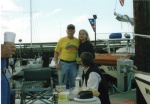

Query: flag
[[88, 18, 95, 32], [119, 0, 124, 6]]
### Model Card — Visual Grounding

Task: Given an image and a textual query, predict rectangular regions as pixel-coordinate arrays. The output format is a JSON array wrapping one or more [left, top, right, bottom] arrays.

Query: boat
[[9, 58, 43, 76], [134, 72, 150, 104], [94, 53, 131, 66]]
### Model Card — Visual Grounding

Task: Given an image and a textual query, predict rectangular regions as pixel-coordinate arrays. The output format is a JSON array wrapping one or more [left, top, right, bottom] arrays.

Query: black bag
[[77, 91, 93, 99]]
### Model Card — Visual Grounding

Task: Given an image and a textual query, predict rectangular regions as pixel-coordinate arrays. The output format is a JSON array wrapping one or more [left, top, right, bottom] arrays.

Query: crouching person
[[80, 52, 111, 104]]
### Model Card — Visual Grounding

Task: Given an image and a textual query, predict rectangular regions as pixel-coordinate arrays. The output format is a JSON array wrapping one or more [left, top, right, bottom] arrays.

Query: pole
[[134, 0, 150, 104], [93, 15, 97, 52], [30, 0, 32, 48], [94, 19, 97, 52], [19, 42, 21, 59], [19, 39, 22, 59]]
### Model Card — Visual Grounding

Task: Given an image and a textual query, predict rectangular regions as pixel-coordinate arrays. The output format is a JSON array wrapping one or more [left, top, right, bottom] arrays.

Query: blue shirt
[[1, 58, 10, 104], [1, 58, 7, 70]]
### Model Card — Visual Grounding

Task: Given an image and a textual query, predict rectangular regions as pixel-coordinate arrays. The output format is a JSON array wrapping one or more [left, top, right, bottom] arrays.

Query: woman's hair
[[78, 29, 90, 43]]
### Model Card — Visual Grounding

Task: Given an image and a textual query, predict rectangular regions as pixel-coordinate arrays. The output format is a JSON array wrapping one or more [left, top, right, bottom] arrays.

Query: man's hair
[[80, 52, 94, 66]]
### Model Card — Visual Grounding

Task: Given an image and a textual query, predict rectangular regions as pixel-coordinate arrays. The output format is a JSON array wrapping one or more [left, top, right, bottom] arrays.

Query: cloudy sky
[[0, 0, 134, 44]]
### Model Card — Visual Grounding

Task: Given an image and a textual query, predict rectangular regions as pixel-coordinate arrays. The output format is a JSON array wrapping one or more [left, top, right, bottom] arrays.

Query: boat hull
[[135, 73, 150, 104]]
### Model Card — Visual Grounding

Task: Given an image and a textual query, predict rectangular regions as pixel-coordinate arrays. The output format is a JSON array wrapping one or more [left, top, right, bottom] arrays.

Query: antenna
[[114, 0, 117, 12], [60, 22, 61, 38], [30, 0, 33, 48]]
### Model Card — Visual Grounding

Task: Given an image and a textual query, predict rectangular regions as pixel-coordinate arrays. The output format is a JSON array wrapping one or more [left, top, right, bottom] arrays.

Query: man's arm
[[54, 51, 59, 69], [1, 44, 16, 58], [87, 72, 101, 90]]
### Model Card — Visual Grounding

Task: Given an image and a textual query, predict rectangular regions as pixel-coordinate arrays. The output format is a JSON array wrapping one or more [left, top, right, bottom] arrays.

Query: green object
[[76, 57, 81, 62]]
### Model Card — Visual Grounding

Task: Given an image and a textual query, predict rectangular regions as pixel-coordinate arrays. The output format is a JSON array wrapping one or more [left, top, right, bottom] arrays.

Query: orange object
[[94, 53, 131, 66]]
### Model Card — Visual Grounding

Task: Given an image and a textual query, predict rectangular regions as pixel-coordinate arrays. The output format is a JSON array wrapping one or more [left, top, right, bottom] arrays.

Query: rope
[[135, 34, 150, 39], [111, 74, 133, 94]]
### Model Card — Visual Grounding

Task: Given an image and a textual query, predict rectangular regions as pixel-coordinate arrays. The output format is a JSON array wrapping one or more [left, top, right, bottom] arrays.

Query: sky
[[0, 0, 134, 44]]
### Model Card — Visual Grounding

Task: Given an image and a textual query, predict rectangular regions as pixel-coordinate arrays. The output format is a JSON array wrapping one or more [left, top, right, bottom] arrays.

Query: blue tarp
[[109, 33, 122, 39]]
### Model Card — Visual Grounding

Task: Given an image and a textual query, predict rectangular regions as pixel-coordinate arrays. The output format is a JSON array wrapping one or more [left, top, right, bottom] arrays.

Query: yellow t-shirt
[[55, 37, 79, 61]]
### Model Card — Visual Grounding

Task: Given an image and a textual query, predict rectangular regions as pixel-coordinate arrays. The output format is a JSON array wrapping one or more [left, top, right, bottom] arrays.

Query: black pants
[[10, 89, 15, 104]]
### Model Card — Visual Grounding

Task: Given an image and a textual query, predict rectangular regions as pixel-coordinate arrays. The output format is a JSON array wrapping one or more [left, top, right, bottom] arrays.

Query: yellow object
[[58, 92, 70, 102], [76, 57, 81, 62], [55, 37, 79, 61]]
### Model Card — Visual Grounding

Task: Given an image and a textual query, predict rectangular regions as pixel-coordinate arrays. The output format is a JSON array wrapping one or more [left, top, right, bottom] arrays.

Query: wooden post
[[133, 0, 150, 104]]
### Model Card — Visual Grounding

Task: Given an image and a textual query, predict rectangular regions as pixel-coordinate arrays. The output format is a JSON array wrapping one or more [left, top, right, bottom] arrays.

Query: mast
[[30, 0, 33, 48]]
